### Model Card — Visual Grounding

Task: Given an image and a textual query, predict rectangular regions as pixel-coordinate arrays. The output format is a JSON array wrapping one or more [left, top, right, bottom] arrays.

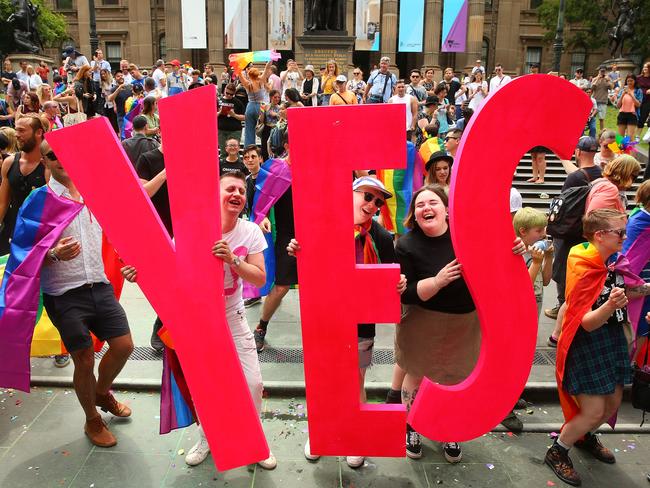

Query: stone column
[[207, 0, 225, 67], [129, 0, 154, 67], [422, 0, 442, 78], [460, 0, 484, 71], [493, 0, 520, 74], [76, 0, 91, 57], [381, 0, 398, 70], [164, 0, 188, 62], [294, 0, 305, 65], [251, 0, 268, 51]]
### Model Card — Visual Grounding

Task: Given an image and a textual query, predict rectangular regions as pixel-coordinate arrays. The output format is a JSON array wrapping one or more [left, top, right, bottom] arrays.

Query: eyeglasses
[[598, 228, 626, 238], [355, 190, 385, 208], [353, 71, 361, 75], [44, 151, 57, 161], [410, 75, 420, 78], [444, 137, 458, 142]]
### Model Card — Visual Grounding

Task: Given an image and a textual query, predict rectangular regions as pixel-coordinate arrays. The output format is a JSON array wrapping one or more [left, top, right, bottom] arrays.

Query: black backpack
[[547, 169, 593, 241]]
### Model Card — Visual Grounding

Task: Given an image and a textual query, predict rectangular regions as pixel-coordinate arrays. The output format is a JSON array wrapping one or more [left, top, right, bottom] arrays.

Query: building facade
[[46, 0, 613, 79]]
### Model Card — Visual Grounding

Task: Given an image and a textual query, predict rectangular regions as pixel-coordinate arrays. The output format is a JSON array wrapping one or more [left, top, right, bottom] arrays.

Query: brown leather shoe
[[96, 392, 132, 417], [84, 415, 117, 447], [545, 445, 581, 486], [575, 433, 616, 464]]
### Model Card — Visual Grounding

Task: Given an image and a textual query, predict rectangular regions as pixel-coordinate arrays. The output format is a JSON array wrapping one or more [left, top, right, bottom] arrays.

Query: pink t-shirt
[[585, 178, 624, 214], [620, 92, 636, 113]]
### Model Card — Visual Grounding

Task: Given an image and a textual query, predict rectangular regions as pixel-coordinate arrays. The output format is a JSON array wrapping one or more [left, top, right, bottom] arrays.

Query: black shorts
[[274, 233, 298, 286], [43, 282, 130, 353], [617, 112, 638, 126]]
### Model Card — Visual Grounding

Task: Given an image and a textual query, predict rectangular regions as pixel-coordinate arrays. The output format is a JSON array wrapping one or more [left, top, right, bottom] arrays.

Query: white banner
[[268, 0, 293, 51], [224, 0, 249, 49], [355, 0, 381, 51], [181, 0, 207, 49]]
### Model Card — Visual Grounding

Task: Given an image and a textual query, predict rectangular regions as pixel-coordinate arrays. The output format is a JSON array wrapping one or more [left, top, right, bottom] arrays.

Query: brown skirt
[[395, 305, 481, 384]]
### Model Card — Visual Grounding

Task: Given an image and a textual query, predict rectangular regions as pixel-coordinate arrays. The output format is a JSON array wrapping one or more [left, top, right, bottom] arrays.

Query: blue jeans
[[586, 117, 596, 138], [244, 101, 261, 146]]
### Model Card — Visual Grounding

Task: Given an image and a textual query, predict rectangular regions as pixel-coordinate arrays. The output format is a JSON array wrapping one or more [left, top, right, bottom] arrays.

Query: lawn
[[601, 105, 649, 154]]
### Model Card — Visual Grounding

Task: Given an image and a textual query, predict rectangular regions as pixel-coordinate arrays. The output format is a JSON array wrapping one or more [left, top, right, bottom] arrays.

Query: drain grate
[[98, 345, 557, 366]]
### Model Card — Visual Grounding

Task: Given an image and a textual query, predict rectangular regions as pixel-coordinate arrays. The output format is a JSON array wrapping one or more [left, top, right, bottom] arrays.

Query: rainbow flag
[[160, 347, 196, 434], [377, 141, 424, 235], [228, 50, 281, 77], [122, 96, 143, 140], [622, 208, 650, 339], [243, 158, 292, 299], [0, 186, 82, 391]]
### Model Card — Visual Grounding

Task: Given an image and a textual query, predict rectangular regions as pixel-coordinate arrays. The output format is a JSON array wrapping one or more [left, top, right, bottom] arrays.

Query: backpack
[[547, 169, 592, 241]]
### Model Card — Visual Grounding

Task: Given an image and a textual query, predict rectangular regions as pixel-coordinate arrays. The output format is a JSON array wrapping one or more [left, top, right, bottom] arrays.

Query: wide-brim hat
[[304, 64, 315, 74], [425, 151, 454, 172]]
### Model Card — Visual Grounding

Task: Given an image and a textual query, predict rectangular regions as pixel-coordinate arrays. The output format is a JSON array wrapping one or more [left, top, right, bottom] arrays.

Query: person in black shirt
[[220, 137, 248, 176], [135, 144, 170, 352], [107, 71, 133, 140], [396, 184, 525, 462], [121, 115, 159, 168], [217, 84, 245, 157], [287, 176, 406, 468]]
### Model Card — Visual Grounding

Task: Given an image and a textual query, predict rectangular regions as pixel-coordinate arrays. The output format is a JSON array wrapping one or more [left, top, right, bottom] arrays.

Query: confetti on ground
[[547, 481, 556, 486], [178, 449, 185, 456], [628, 444, 636, 449], [10, 415, 18, 421], [486, 463, 495, 470]]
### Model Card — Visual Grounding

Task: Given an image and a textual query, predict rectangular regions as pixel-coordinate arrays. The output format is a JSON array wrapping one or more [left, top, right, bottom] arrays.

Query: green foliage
[[0, 0, 68, 55], [537, 0, 650, 61]]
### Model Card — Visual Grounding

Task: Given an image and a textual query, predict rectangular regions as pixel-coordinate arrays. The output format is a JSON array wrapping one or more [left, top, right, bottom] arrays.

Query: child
[[547, 208, 650, 486], [513, 207, 553, 320]]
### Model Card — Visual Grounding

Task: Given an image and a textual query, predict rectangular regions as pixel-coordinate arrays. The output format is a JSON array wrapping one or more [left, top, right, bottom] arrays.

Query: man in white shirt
[[489, 64, 511, 93], [388, 79, 418, 141], [280, 59, 303, 100], [471, 59, 486, 76], [90, 49, 111, 83], [569, 68, 590, 90], [15, 61, 29, 83], [152, 59, 166, 88], [39, 139, 134, 449]]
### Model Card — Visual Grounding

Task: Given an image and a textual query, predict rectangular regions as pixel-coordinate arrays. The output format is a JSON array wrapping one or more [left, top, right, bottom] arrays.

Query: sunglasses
[[355, 190, 385, 208], [598, 228, 626, 238], [353, 72, 361, 75], [44, 151, 57, 161]]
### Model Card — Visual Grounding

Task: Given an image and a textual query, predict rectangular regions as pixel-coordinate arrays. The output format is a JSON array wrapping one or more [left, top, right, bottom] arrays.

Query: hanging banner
[[224, 0, 249, 49], [355, 0, 381, 51], [398, 0, 424, 52], [181, 0, 207, 48], [441, 0, 468, 52], [268, 0, 293, 50]]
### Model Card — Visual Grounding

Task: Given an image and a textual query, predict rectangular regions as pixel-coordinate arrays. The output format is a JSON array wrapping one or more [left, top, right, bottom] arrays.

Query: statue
[[7, 0, 42, 54], [305, 0, 345, 32], [608, 0, 639, 59]]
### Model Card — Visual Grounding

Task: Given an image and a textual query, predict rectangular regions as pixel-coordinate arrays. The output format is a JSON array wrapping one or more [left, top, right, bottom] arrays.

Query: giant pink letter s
[[287, 104, 407, 456], [46, 86, 268, 470], [409, 75, 592, 441]]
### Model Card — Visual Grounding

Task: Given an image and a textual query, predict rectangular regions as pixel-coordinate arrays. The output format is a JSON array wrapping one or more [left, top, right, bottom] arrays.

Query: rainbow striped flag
[[622, 208, 650, 339], [0, 186, 82, 391], [160, 347, 196, 434], [377, 141, 424, 235], [122, 96, 143, 140], [228, 50, 281, 77]]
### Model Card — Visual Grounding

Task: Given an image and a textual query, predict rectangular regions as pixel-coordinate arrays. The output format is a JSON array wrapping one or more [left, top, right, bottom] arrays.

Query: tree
[[537, 0, 650, 63], [0, 0, 67, 56]]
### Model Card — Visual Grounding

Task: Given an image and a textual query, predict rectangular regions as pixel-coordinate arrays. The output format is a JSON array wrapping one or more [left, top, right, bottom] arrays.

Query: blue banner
[[398, 0, 425, 53]]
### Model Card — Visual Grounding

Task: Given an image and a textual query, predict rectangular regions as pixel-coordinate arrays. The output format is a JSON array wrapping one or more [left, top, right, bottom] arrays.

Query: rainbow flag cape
[[160, 347, 196, 434], [122, 96, 143, 140], [228, 50, 281, 77], [556, 242, 645, 427], [622, 208, 650, 340], [377, 141, 424, 235], [0, 186, 82, 391], [242, 158, 292, 299]]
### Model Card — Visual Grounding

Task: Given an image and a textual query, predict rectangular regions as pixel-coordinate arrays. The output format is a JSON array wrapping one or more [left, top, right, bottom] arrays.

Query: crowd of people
[[1, 49, 650, 486]]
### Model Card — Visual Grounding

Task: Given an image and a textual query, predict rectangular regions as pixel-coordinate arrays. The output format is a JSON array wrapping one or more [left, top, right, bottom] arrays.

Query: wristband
[[49, 248, 60, 262]]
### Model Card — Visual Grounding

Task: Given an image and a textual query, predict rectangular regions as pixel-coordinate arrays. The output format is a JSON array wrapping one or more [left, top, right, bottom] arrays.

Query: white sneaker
[[257, 451, 277, 470], [304, 439, 320, 461], [346, 456, 365, 468], [643, 129, 650, 143], [185, 436, 210, 466]]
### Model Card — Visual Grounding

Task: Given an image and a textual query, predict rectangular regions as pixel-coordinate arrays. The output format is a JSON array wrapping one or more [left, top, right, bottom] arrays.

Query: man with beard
[[107, 71, 133, 139], [0, 115, 71, 367]]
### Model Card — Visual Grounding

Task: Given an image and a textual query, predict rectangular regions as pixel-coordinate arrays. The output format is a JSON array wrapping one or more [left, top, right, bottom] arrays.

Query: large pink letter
[[46, 86, 268, 470], [409, 75, 593, 440], [287, 104, 407, 456]]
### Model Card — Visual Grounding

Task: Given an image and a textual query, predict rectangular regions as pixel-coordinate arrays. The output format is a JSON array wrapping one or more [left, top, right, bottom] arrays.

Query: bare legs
[[559, 386, 623, 446]]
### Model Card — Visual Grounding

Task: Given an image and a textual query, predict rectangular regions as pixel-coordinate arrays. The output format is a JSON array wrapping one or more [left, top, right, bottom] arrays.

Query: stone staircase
[[514, 153, 645, 212]]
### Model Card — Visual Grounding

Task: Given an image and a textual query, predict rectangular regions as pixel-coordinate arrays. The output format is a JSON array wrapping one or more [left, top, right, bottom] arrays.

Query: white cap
[[335, 74, 347, 83], [353, 176, 393, 199]]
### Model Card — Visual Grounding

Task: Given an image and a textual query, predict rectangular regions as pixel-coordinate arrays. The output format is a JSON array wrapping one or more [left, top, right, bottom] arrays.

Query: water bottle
[[532, 239, 549, 252]]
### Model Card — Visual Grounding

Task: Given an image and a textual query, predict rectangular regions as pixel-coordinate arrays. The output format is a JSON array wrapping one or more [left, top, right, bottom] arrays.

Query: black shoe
[[514, 398, 527, 409], [547, 335, 558, 348], [575, 433, 615, 464], [254, 328, 266, 353], [443, 442, 462, 463], [150, 329, 164, 352], [244, 297, 262, 308], [406, 424, 422, 459], [545, 445, 581, 486], [501, 410, 523, 433], [386, 388, 402, 404]]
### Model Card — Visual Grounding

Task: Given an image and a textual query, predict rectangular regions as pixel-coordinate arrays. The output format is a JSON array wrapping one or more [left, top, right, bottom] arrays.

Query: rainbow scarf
[[556, 242, 645, 426], [377, 141, 424, 235], [354, 221, 379, 264], [0, 186, 82, 391], [228, 50, 281, 77], [242, 158, 292, 299], [122, 96, 143, 140]]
